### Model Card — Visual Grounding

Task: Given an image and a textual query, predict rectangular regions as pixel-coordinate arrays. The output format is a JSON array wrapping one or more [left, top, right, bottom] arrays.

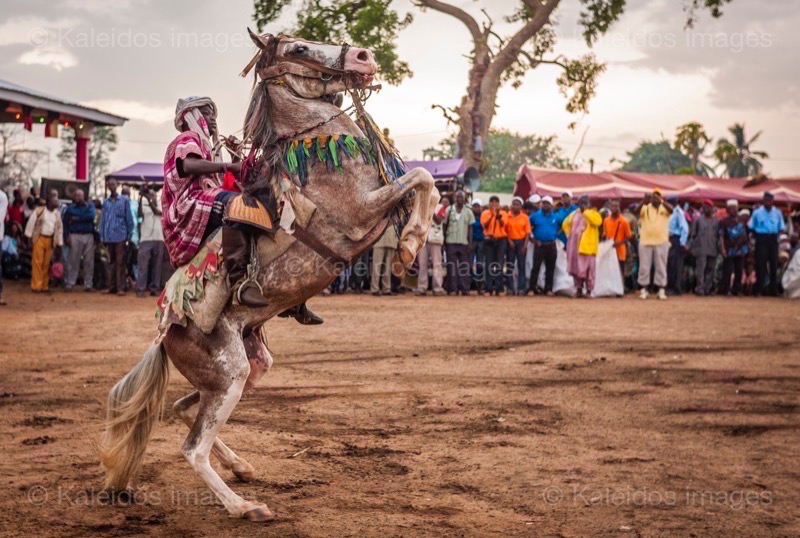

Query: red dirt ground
[[0, 280, 799, 537]]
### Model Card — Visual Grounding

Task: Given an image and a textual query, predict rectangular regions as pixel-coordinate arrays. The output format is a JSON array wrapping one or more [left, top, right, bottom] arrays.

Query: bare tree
[[0, 126, 46, 192], [413, 0, 732, 171]]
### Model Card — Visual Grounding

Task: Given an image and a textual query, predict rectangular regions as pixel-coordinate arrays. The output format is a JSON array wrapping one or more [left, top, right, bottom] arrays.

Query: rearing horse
[[100, 31, 439, 521]]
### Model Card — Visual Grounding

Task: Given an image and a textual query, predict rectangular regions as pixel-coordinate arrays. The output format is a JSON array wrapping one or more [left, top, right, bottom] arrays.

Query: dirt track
[[1, 280, 799, 537]]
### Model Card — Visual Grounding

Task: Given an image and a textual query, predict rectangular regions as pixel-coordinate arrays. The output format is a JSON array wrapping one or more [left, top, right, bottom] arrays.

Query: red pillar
[[76, 136, 89, 180], [74, 122, 93, 181]]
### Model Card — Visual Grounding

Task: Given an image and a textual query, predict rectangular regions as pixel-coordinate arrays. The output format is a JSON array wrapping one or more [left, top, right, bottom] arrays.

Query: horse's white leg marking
[[173, 392, 256, 482], [181, 354, 272, 519], [368, 168, 439, 273]]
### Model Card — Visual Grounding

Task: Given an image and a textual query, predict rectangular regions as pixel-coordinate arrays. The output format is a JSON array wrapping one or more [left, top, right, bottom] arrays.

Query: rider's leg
[[208, 191, 268, 308], [221, 224, 270, 307], [213, 192, 322, 320]]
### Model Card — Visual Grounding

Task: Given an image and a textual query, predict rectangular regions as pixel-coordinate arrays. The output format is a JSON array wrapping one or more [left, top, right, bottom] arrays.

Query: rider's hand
[[226, 162, 242, 175]]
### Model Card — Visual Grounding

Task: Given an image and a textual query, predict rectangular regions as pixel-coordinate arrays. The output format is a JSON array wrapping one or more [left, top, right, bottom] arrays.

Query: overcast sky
[[2, 0, 798, 180]]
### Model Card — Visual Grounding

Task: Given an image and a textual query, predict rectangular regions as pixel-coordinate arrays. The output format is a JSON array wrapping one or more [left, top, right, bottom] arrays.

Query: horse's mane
[[243, 79, 286, 191], [242, 34, 287, 196]]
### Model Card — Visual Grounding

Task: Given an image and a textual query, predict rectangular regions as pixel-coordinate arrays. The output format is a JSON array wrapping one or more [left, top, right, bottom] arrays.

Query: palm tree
[[674, 122, 714, 176], [714, 123, 769, 178]]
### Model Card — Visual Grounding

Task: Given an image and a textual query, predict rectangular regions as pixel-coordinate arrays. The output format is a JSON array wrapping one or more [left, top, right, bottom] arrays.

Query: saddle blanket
[[155, 228, 225, 341]]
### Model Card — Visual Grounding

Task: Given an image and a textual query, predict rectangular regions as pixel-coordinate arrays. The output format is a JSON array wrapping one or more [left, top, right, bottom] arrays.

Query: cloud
[[82, 99, 173, 124], [609, 0, 800, 109], [64, 0, 144, 13], [0, 16, 81, 47], [18, 46, 78, 71]]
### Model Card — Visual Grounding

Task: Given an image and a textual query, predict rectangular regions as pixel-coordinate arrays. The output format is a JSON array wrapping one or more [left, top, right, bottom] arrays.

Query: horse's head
[[246, 30, 377, 99]]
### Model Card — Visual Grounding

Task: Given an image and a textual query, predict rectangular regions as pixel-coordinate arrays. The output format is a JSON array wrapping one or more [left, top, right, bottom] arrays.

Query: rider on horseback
[[162, 96, 322, 323]]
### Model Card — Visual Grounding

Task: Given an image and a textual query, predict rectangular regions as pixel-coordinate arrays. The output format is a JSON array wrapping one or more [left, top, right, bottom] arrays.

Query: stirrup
[[234, 235, 265, 305], [235, 279, 265, 305]]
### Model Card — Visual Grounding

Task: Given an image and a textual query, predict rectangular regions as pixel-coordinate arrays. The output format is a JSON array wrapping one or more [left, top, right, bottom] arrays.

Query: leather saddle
[[223, 193, 275, 233]]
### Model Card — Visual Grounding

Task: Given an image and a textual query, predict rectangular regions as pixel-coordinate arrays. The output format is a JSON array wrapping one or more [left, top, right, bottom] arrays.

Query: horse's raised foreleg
[[364, 167, 439, 275], [164, 320, 273, 521]]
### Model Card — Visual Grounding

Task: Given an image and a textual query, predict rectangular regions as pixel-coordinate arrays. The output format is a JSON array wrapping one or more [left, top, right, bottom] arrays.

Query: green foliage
[[579, 0, 626, 46], [619, 140, 691, 174], [674, 121, 714, 176], [684, 0, 733, 28], [714, 123, 768, 178], [433, 129, 573, 193], [252, 0, 413, 85], [555, 54, 606, 125]]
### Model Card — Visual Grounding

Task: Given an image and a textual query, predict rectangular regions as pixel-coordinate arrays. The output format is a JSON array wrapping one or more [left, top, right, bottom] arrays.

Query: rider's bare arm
[[178, 155, 241, 178]]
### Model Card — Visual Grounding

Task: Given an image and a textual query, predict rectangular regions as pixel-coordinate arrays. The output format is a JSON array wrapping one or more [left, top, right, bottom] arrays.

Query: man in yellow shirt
[[637, 189, 673, 300], [562, 196, 603, 297]]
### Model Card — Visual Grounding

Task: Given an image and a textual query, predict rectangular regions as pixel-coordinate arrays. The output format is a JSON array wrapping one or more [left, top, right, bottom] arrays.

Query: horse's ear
[[248, 28, 271, 50]]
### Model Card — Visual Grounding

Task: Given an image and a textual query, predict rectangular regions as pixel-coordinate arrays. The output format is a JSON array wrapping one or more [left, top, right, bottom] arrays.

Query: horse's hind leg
[[172, 326, 272, 483], [164, 320, 273, 520], [173, 391, 256, 482]]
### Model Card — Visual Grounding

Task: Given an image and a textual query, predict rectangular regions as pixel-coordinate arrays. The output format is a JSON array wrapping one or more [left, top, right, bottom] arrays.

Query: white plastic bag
[[591, 240, 624, 298], [537, 240, 576, 296]]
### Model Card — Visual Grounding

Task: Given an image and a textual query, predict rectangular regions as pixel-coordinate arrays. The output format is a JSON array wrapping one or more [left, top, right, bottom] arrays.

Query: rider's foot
[[279, 303, 324, 325], [237, 282, 270, 308], [223, 226, 269, 308]]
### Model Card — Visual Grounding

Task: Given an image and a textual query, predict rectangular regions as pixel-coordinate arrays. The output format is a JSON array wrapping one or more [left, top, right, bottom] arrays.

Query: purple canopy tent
[[106, 161, 164, 185], [403, 159, 466, 179], [403, 159, 466, 196]]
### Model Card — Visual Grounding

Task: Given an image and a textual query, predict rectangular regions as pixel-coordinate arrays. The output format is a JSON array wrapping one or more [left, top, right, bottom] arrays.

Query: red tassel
[[222, 171, 240, 192]]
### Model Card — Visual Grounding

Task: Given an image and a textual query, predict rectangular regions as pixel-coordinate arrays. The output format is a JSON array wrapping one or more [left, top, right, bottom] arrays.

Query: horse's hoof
[[390, 255, 407, 278], [233, 467, 256, 482], [391, 249, 413, 277], [243, 506, 275, 522]]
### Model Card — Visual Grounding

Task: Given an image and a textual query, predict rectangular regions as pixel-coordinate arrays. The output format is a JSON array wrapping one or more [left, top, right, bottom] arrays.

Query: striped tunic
[[162, 131, 223, 267]]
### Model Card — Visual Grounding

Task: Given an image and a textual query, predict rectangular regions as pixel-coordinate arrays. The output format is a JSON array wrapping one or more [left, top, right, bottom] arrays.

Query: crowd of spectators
[[3, 183, 799, 306], [330, 189, 800, 300], [0, 181, 170, 305]]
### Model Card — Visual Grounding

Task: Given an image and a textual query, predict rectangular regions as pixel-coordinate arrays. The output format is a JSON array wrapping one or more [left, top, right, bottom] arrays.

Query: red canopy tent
[[514, 167, 653, 201], [514, 166, 800, 205]]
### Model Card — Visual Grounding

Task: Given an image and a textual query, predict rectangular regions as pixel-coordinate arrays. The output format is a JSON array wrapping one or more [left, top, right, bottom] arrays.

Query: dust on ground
[[1, 281, 799, 537]]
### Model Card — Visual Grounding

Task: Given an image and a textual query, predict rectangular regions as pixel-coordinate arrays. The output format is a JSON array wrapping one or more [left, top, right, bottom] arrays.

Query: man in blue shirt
[[62, 189, 96, 292], [528, 196, 563, 295], [99, 179, 134, 296], [554, 190, 577, 245], [748, 192, 786, 296], [470, 198, 485, 293], [666, 196, 690, 295], [718, 200, 748, 296]]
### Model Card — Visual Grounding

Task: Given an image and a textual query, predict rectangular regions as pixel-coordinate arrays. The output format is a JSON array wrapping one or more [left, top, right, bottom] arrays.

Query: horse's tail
[[99, 343, 170, 491]]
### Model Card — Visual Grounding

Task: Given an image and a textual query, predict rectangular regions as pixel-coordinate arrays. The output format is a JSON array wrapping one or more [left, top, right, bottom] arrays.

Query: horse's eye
[[294, 45, 308, 54]]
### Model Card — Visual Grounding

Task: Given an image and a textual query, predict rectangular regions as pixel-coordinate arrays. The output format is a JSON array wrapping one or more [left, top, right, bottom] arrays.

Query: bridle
[[240, 34, 353, 84], [239, 34, 381, 144]]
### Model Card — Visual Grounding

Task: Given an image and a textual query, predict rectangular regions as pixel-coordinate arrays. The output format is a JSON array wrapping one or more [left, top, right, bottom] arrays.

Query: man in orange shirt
[[505, 196, 532, 295], [480, 196, 508, 296], [602, 199, 632, 287]]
